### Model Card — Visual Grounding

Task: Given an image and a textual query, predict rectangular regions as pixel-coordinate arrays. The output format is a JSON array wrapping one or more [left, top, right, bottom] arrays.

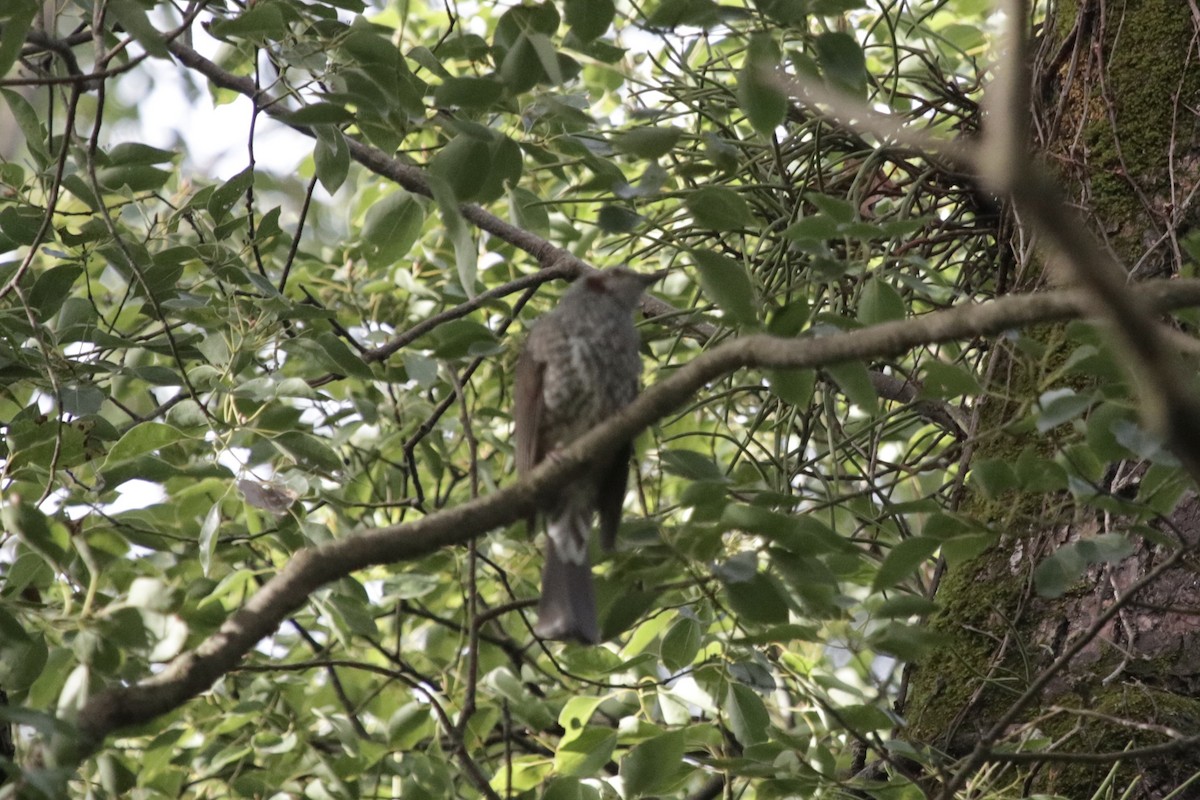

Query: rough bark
[[904, 0, 1200, 795]]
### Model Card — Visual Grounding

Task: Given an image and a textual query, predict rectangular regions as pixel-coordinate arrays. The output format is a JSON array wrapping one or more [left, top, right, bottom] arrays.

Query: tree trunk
[[904, 0, 1200, 795]]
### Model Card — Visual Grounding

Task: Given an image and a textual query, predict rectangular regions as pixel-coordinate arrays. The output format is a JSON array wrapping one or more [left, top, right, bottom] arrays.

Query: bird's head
[[580, 266, 667, 308]]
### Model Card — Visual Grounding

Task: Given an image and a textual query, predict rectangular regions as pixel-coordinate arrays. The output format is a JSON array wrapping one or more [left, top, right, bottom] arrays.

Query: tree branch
[[163, 38, 698, 328], [73, 277, 1200, 756]]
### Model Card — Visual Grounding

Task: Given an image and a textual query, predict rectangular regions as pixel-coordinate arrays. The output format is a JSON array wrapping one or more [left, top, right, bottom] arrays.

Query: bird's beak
[[640, 269, 670, 286]]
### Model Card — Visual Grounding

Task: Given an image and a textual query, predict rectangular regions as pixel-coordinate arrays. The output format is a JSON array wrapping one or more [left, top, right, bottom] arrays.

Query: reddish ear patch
[[585, 274, 608, 293]]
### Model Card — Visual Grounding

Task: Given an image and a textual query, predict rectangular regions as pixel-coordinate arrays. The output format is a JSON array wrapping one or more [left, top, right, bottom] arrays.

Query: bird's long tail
[[535, 510, 599, 643]]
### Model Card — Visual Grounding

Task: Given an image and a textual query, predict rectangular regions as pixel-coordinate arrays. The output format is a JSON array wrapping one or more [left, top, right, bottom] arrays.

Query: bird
[[513, 266, 664, 643]]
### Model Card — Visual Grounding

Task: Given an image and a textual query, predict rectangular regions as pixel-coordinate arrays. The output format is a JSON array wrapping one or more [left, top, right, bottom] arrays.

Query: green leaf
[[805, 192, 856, 222], [692, 250, 758, 327], [597, 205, 642, 232], [95, 164, 172, 192], [1, 88, 49, 166], [874, 594, 938, 618], [600, 589, 659, 639], [107, 0, 170, 56], [726, 683, 771, 745], [422, 318, 499, 359], [686, 186, 755, 231], [768, 298, 810, 336], [0, 604, 31, 654], [1138, 463, 1191, 514], [385, 572, 440, 600], [543, 777, 600, 800], [922, 512, 975, 540], [970, 458, 1019, 497], [722, 505, 830, 553], [313, 124, 351, 194], [500, 33, 544, 93], [794, 515, 859, 553], [858, 277, 905, 324], [941, 23, 986, 51], [362, 190, 426, 268], [825, 361, 878, 413], [920, 361, 981, 398], [286, 102, 355, 125], [208, 167, 254, 222], [558, 695, 606, 742], [508, 186, 550, 236], [0, 204, 44, 246], [767, 368, 815, 407], [433, 77, 504, 108], [60, 384, 105, 416], [428, 174, 477, 297], [0, 3, 38, 82], [646, 0, 723, 27], [725, 572, 790, 624], [59, 174, 100, 210], [339, 66, 424, 138], [316, 332, 373, 379], [872, 536, 939, 592], [30, 264, 83, 319], [941, 532, 996, 566], [555, 727, 616, 776], [815, 32, 867, 98], [1111, 418, 1177, 464], [612, 127, 683, 159], [430, 134, 493, 201], [476, 134, 524, 203], [739, 33, 787, 134], [2, 503, 66, 564], [703, 132, 740, 174], [659, 449, 726, 481], [104, 422, 188, 467], [1034, 534, 1134, 599], [679, 480, 730, 517], [810, 0, 867, 12], [565, 0, 615, 40], [274, 431, 343, 474], [1085, 402, 1135, 462], [782, 214, 841, 242], [0, 624, 46, 692], [1035, 388, 1094, 433], [495, 2, 560, 47], [834, 703, 895, 733], [755, 0, 807, 24], [407, 45, 452, 80], [207, 1, 288, 41], [660, 616, 702, 672], [107, 142, 176, 166], [1059, 442, 1103, 485], [403, 353, 439, 388], [870, 622, 939, 660], [620, 730, 685, 797]]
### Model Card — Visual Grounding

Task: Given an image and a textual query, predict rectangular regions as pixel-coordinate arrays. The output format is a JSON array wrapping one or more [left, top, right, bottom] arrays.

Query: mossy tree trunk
[[904, 1, 1200, 795]]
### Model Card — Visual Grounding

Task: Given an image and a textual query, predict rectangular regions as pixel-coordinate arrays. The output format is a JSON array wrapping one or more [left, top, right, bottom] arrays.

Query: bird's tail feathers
[[535, 514, 599, 643]]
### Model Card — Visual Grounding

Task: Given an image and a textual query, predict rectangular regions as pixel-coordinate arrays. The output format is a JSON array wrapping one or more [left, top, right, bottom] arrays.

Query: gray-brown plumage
[[514, 267, 662, 643]]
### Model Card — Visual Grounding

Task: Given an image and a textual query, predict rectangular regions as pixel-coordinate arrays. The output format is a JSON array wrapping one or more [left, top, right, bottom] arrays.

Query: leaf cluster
[[0, 0, 1188, 797]]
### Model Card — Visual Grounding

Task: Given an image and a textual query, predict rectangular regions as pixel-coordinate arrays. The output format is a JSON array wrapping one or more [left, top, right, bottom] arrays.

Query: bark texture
[[905, 0, 1200, 795]]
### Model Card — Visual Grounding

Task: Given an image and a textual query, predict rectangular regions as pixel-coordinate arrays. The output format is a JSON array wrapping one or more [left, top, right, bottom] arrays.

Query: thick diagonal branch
[[74, 278, 1200, 755]]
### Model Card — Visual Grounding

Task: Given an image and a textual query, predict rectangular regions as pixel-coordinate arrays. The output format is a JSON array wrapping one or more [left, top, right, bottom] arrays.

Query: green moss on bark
[[1076, 0, 1200, 269], [1038, 686, 1200, 795]]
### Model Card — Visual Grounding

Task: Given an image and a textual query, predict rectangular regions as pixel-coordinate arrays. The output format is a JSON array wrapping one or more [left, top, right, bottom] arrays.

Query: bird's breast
[[538, 331, 640, 444]]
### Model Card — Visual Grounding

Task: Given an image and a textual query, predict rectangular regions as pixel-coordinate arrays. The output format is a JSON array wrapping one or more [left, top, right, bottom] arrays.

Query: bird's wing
[[514, 338, 545, 476], [596, 442, 632, 550]]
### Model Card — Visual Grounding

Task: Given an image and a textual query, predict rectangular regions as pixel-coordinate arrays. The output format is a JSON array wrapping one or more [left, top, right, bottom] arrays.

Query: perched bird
[[514, 267, 663, 643]]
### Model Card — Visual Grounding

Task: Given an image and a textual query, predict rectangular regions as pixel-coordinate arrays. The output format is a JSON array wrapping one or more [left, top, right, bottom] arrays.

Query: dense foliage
[[2, 0, 1196, 797]]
